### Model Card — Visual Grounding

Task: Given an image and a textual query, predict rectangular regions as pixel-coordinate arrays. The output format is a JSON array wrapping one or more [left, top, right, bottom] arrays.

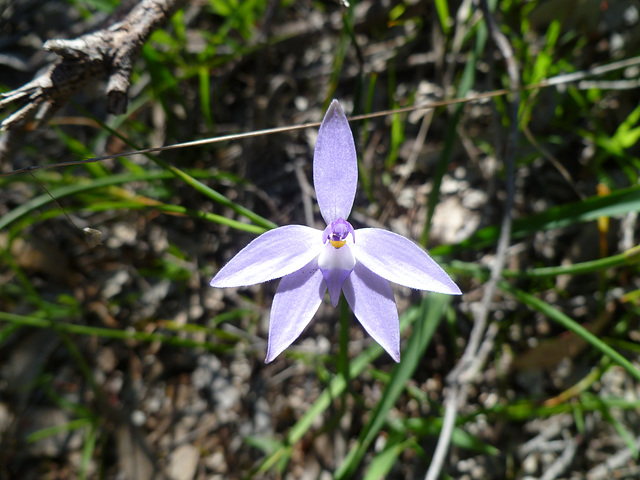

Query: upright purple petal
[[266, 259, 326, 363], [210, 225, 322, 288], [313, 100, 358, 224], [353, 228, 461, 295], [342, 262, 400, 362]]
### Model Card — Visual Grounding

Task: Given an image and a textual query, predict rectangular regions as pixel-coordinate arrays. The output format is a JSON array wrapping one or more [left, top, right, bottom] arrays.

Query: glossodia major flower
[[210, 100, 461, 363]]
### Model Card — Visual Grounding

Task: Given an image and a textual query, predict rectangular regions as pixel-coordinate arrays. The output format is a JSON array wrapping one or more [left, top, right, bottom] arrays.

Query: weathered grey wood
[[0, 0, 187, 162]]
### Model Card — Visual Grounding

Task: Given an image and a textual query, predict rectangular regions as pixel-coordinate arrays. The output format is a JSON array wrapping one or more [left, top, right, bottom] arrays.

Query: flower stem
[[337, 295, 351, 381]]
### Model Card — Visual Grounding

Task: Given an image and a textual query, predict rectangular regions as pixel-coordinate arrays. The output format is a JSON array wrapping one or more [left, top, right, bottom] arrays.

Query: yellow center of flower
[[330, 239, 346, 249]]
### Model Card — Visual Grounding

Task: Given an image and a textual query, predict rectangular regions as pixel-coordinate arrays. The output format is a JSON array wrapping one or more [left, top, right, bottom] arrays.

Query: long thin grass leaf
[[583, 392, 639, 458], [477, 396, 640, 421], [401, 417, 499, 456], [433, 185, 640, 256], [0, 311, 235, 353], [26, 417, 93, 443], [451, 243, 640, 279], [0, 171, 267, 234], [72, 104, 277, 230], [79, 422, 98, 480], [363, 433, 411, 480], [253, 304, 424, 476], [501, 282, 640, 383], [335, 294, 451, 479], [421, 13, 488, 245]]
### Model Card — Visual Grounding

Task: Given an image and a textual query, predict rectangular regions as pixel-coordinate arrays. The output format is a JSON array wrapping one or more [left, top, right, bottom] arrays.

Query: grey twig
[[540, 433, 577, 480], [587, 433, 640, 480], [424, 1, 521, 478], [0, 0, 187, 162], [518, 416, 573, 457]]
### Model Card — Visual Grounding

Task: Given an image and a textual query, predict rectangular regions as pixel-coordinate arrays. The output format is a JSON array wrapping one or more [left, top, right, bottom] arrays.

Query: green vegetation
[[1, 0, 639, 478]]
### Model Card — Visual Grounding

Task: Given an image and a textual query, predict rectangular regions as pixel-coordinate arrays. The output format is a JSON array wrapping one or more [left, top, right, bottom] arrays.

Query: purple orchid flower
[[210, 100, 461, 363]]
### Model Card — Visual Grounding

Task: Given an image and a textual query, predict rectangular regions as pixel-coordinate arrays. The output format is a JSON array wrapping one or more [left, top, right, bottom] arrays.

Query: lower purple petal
[[342, 262, 400, 362], [321, 268, 352, 307], [266, 259, 326, 363], [317, 242, 356, 307]]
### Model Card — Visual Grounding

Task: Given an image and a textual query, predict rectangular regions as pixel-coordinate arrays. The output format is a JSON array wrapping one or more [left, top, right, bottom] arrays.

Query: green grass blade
[[583, 392, 639, 458], [478, 396, 640, 421], [402, 417, 499, 456], [73, 104, 277, 230], [451, 243, 640, 280], [501, 282, 640, 383], [0, 323, 21, 345], [434, 0, 451, 35], [363, 433, 411, 480], [26, 417, 93, 443], [79, 421, 98, 480], [198, 65, 214, 129], [53, 126, 109, 178], [253, 304, 425, 476], [0, 171, 268, 234], [421, 13, 488, 246], [0, 311, 236, 353], [334, 294, 451, 479], [82, 199, 267, 234], [432, 185, 640, 256]]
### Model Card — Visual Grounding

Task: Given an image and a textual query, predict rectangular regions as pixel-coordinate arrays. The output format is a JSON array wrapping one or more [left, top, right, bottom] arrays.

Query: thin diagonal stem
[[425, 1, 520, 478]]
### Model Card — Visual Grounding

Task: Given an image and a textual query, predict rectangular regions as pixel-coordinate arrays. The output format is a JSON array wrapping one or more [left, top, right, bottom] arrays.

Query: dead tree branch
[[0, 0, 186, 162]]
